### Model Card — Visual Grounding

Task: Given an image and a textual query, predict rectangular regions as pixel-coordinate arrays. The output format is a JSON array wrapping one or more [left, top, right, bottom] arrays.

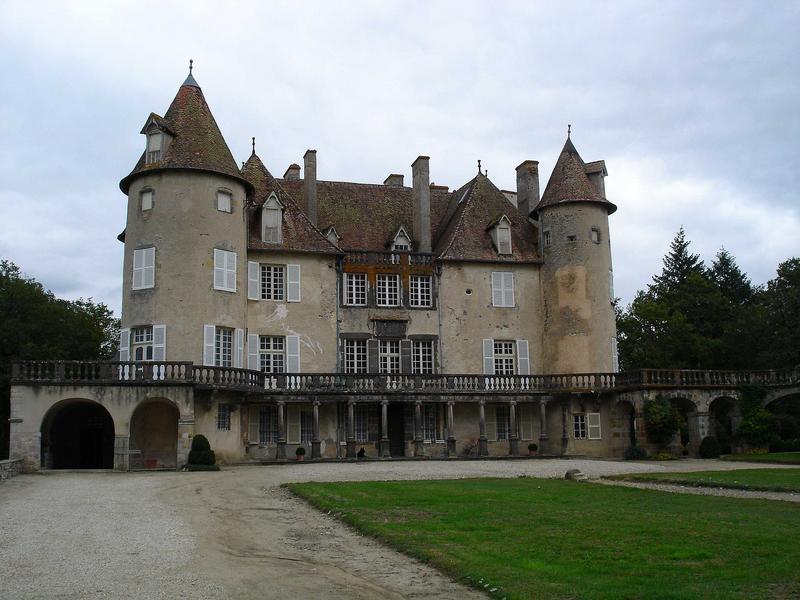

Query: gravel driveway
[[0, 458, 792, 599]]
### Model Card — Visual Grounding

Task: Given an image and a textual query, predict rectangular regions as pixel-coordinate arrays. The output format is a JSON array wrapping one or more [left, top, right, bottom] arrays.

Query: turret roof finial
[[189, 59, 193, 75], [477, 159, 481, 174], [252, 137, 256, 154], [567, 123, 571, 138]]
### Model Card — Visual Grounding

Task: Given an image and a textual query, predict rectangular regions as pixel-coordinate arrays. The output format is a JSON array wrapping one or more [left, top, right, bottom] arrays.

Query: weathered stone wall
[[438, 263, 542, 374], [538, 203, 616, 373], [0, 459, 23, 481], [123, 171, 248, 364]]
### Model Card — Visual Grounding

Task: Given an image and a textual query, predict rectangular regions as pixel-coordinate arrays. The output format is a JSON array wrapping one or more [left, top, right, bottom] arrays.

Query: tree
[[650, 227, 704, 298], [644, 396, 679, 448], [709, 248, 754, 306], [0, 261, 119, 458], [760, 258, 800, 367]]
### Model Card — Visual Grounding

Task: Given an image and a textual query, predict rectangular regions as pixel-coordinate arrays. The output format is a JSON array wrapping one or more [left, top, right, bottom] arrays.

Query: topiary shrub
[[527, 443, 538, 453], [644, 396, 679, 448], [188, 434, 216, 466], [295, 446, 306, 456], [624, 445, 648, 460], [699, 436, 721, 458]]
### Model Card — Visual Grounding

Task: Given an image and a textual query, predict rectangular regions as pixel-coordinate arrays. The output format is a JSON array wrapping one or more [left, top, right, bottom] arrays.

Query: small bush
[[624, 445, 648, 460], [295, 446, 306, 456], [527, 443, 538, 453], [736, 410, 779, 449], [188, 434, 216, 466], [644, 396, 679, 448], [699, 436, 721, 458], [653, 451, 677, 461]]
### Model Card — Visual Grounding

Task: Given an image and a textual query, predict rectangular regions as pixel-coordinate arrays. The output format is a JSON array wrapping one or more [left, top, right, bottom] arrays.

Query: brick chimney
[[284, 163, 301, 180], [515, 160, 539, 219], [383, 173, 404, 186], [411, 156, 431, 253], [303, 150, 317, 226]]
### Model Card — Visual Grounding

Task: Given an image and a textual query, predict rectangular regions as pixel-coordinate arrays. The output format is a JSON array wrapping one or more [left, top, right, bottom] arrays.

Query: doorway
[[41, 401, 114, 469], [388, 402, 406, 457]]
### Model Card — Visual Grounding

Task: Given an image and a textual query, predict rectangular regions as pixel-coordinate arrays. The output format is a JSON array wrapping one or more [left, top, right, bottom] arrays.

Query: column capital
[[277, 400, 286, 407], [479, 398, 486, 406], [509, 399, 517, 406], [313, 399, 320, 407], [415, 399, 422, 406], [447, 399, 455, 407], [381, 399, 389, 406]]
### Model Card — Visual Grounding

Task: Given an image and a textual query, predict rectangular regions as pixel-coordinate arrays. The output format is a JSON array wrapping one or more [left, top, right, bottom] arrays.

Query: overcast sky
[[1, 1, 798, 315]]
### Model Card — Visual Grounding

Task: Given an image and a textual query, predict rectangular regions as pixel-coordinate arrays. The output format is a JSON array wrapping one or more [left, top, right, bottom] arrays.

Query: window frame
[[132, 247, 155, 291], [344, 272, 368, 306], [216, 403, 231, 431], [258, 405, 278, 444], [131, 326, 153, 361], [495, 404, 511, 440], [411, 339, 435, 374], [493, 340, 516, 375], [409, 275, 433, 308], [140, 188, 154, 212], [591, 227, 601, 244], [261, 193, 283, 243], [217, 190, 233, 213], [491, 271, 515, 308], [146, 132, 162, 164], [496, 223, 512, 254], [378, 339, 401, 374], [573, 413, 587, 439], [343, 338, 368, 374], [258, 335, 286, 374], [260, 264, 285, 301], [376, 274, 401, 307], [215, 327, 234, 368]]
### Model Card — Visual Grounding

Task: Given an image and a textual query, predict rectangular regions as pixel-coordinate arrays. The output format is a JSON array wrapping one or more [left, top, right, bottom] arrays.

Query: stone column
[[380, 400, 390, 458], [561, 401, 570, 455], [113, 435, 130, 472], [538, 399, 549, 454], [508, 401, 519, 456], [478, 400, 488, 456], [276, 401, 286, 460], [311, 399, 321, 459], [414, 400, 423, 457], [446, 400, 456, 457], [346, 398, 356, 458], [177, 416, 194, 468]]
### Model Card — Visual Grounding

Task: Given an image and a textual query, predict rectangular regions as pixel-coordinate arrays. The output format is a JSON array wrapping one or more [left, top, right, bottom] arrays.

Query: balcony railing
[[344, 251, 435, 266], [11, 361, 799, 395]]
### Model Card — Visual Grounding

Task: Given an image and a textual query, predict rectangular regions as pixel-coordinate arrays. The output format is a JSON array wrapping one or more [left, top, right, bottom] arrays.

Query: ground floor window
[[217, 404, 231, 431], [495, 404, 511, 440], [422, 404, 443, 441], [259, 405, 278, 444], [354, 404, 379, 442], [574, 412, 602, 440], [300, 408, 314, 443]]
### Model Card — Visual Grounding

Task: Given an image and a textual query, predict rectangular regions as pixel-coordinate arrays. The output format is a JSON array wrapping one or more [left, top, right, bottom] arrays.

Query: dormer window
[[391, 227, 412, 251], [261, 193, 283, 243], [489, 216, 512, 255], [324, 226, 340, 247], [146, 132, 163, 164]]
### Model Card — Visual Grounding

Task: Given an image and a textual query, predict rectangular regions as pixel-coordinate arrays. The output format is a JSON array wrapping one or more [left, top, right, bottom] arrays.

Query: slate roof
[[241, 152, 340, 255], [277, 179, 453, 253], [534, 137, 616, 215], [434, 173, 540, 263], [120, 76, 252, 194]]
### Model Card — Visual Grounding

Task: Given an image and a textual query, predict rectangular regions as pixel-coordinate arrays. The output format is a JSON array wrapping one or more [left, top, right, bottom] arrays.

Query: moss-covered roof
[[241, 152, 340, 255], [120, 77, 251, 194]]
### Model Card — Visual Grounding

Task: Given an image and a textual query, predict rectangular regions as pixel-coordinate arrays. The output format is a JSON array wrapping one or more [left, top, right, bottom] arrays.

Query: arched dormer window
[[261, 192, 283, 243], [488, 215, 512, 255]]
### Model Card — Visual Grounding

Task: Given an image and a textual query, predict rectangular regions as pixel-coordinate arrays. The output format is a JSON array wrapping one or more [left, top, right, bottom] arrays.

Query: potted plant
[[295, 446, 306, 462], [527, 442, 538, 456]]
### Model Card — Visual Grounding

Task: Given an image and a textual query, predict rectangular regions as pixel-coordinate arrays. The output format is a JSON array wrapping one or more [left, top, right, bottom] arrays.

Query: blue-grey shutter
[[247, 334, 259, 371], [203, 325, 216, 366], [482, 339, 495, 374], [286, 335, 300, 373], [152, 325, 166, 361], [287, 264, 301, 302], [516, 339, 530, 375], [119, 329, 130, 362], [248, 261, 260, 300]]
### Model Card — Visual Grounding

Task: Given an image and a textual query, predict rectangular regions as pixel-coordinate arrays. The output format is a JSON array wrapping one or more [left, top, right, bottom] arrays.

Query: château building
[[15, 67, 789, 471]]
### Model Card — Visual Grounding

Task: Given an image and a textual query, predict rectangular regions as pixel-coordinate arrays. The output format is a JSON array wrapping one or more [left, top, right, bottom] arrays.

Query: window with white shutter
[[286, 264, 301, 302], [119, 329, 130, 362], [146, 132, 162, 163], [247, 333, 259, 370], [217, 190, 232, 213], [213, 249, 237, 292], [247, 261, 260, 300], [491, 272, 514, 307], [235, 328, 244, 368], [152, 325, 166, 361], [516, 339, 530, 375], [203, 325, 216, 366], [140, 189, 153, 211], [286, 335, 300, 373], [132, 247, 155, 290], [587, 412, 602, 440], [482, 339, 494, 375], [345, 273, 367, 306], [262, 193, 283, 243]]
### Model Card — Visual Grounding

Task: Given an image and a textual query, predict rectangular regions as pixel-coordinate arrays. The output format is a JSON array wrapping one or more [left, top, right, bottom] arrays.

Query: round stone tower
[[118, 69, 252, 365], [534, 136, 618, 374]]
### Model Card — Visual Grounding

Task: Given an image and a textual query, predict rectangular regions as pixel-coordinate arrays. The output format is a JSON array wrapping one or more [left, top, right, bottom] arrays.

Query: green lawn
[[287, 478, 800, 600], [608, 468, 800, 493], [722, 452, 800, 465]]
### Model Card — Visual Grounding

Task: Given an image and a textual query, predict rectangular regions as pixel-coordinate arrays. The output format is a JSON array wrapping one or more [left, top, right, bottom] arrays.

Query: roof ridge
[[439, 176, 478, 258]]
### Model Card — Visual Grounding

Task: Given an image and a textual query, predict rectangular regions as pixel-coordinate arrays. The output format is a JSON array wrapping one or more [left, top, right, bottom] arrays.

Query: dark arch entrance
[[129, 399, 179, 469], [709, 397, 740, 454], [41, 401, 115, 469]]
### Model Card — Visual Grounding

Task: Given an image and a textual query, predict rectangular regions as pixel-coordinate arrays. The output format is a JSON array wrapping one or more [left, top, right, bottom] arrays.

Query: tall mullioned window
[[345, 273, 367, 306], [131, 326, 153, 361], [376, 274, 400, 307], [409, 275, 432, 307], [495, 404, 511, 440], [493, 341, 516, 375], [259, 336, 285, 373], [379, 340, 401, 374], [260, 265, 285, 301], [343, 339, 367, 373], [216, 404, 231, 431], [215, 327, 233, 367], [412, 340, 434, 374], [258, 406, 278, 444]]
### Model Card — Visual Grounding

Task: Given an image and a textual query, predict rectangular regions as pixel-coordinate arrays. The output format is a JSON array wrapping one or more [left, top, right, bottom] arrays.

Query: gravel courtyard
[[0, 458, 793, 599]]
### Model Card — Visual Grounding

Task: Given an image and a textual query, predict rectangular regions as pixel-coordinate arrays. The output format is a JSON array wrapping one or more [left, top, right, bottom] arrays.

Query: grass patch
[[722, 452, 800, 465], [286, 478, 800, 600], [608, 468, 800, 493]]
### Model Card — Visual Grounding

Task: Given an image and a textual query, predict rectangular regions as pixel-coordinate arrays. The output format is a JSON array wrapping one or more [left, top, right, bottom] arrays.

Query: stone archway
[[670, 397, 698, 456], [709, 396, 740, 454], [765, 393, 800, 451], [613, 399, 637, 454], [41, 399, 115, 469], [129, 399, 180, 469]]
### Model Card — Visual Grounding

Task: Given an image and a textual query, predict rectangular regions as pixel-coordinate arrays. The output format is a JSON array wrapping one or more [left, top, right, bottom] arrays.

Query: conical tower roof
[[120, 72, 251, 194], [535, 137, 616, 215]]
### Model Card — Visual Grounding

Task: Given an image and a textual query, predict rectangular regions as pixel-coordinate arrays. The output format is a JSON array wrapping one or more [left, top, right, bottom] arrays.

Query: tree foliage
[[617, 229, 798, 371], [0, 260, 119, 458], [643, 396, 679, 448]]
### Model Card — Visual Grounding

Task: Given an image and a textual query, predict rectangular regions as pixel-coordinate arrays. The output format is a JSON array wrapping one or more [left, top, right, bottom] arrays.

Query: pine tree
[[650, 227, 704, 298], [709, 248, 753, 305]]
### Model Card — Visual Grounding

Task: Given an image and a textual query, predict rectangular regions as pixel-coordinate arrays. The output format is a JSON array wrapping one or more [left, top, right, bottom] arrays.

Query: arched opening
[[41, 400, 115, 469], [670, 397, 697, 456], [765, 393, 800, 452], [709, 396, 740, 454], [615, 400, 637, 452], [129, 399, 179, 469]]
